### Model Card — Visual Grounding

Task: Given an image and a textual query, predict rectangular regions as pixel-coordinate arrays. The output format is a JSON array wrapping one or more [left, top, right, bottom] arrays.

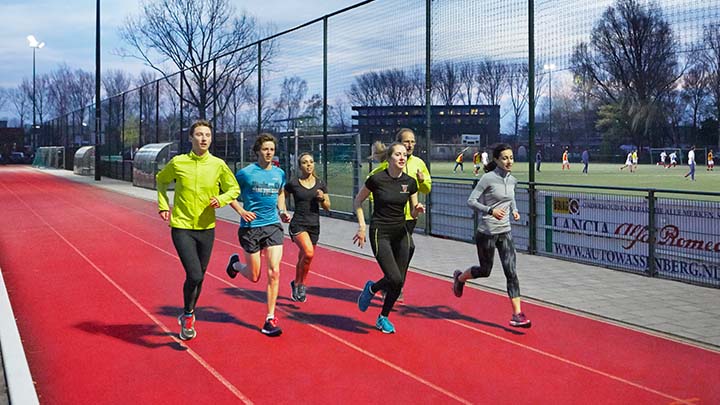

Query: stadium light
[[27, 35, 45, 150], [543, 63, 556, 146]]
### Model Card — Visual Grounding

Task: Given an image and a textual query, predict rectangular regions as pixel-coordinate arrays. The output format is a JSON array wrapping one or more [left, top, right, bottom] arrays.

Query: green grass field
[[427, 161, 720, 196], [316, 160, 720, 214]]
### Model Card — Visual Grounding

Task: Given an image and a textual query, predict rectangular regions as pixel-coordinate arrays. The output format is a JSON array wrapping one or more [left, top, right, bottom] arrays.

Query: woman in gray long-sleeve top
[[452, 143, 531, 328]]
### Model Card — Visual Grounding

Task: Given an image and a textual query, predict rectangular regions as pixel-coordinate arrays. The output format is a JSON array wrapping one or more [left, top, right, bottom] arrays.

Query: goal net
[[32, 146, 65, 169]]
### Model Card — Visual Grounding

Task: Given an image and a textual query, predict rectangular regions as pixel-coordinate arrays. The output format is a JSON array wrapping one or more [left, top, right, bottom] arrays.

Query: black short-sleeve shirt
[[365, 169, 418, 227], [285, 177, 328, 226]]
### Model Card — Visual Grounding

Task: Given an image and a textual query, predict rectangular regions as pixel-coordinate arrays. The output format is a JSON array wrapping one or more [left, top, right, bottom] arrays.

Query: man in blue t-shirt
[[226, 133, 290, 337]]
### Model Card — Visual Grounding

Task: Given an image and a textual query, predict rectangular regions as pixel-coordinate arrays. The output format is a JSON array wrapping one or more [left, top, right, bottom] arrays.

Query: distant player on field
[[473, 149, 482, 176], [620, 151, 633, 172], [708, 149, 714, 171], [561, 147, 570, 170], [684, 146, 696, 181]]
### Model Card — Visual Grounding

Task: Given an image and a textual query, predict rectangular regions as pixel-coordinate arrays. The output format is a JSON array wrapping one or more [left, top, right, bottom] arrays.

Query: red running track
[[0, 166, 718, 404]]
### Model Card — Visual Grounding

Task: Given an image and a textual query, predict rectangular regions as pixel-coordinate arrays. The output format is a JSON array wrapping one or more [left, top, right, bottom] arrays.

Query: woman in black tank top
[[284, 152, 331, 302]]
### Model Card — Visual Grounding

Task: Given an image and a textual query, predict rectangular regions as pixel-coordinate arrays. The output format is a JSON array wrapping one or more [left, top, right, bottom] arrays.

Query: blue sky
[[2, 0, 717, 129], [0, 0, 360, 110]]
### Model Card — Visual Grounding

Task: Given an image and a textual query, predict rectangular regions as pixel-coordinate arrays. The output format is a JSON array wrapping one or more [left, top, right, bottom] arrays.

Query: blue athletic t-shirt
[[235, 163, 286, 228]]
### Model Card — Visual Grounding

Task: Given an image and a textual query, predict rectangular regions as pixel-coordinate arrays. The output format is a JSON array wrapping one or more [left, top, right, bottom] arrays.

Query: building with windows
[[351, 105, 500, 146]]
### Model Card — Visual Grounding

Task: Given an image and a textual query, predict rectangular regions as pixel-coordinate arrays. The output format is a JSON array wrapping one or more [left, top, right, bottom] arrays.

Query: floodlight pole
[[28, 35, 44, 151], [528, 0, 537, 254], [32, 47, 36, 149], [94, 0, 102, 180]]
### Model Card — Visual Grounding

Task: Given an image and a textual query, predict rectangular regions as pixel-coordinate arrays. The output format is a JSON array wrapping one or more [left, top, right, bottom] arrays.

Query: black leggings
[[369, 223, 411, 316], [470, 231, 520, 299], [406, 219, 417, 264], [171, 228, 215, 313]]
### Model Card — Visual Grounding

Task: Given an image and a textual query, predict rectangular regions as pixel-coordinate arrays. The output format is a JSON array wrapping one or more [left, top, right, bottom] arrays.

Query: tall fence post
[[424, 0, 432, 235], [322, 16, 329, 186], [180, 70, 185, 152], [155, 80, 160, 143], [647, 189, 657, 277], [527, 0, 537, 254], [257, 42, 262, 136]]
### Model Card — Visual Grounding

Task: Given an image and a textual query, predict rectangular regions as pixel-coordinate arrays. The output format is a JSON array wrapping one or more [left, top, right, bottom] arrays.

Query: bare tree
[[458, 61, 477, 105], [665, 90, 687, 146], [507, 63, 528, 138], [243, 77, 277, 130], [47, 64, 75, 117], [681, 47, 709, 141], [118, 0, 272, 120], [103, 69, 134, 98], [347, 71, 384, 107], [476, 60, 509, 106], [381, 69, 417, 105], [19, 77, 44, 127], [0, 87, 10, 116], [570, 0, 681, 148], [11, 86, 30, 128], [701, 23, 720, 149], [409, 68, 426, 105], [137, 71, 159, 142], [328, 97, 351, 133], [433, 61, 461, 105], [300, 93, 323, 133], [275, 76, 308, 131], [34, 75, 51, 127]]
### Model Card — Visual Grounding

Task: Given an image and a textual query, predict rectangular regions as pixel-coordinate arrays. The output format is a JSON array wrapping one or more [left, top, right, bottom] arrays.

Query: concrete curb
[[0, 267, 40, 405]]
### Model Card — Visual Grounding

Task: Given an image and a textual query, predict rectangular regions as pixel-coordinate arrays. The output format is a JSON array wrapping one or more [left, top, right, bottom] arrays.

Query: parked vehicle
[[9, 152, 27, 164]]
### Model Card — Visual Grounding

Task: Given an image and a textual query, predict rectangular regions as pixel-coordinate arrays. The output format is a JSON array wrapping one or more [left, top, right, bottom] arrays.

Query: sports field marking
[[15, 173, 703, 404], [308, 273, 695, 405], [0, 181, 254, 405], [16, 180, 474, 403]]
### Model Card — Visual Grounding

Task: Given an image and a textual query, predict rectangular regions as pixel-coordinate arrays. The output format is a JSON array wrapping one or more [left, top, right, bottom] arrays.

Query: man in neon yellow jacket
[[366, 128, 431, 301], [156, 120, 240, 341]]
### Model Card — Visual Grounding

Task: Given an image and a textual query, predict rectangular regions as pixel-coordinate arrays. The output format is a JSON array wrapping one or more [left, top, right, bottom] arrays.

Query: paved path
[[45, 169, 720, 350]]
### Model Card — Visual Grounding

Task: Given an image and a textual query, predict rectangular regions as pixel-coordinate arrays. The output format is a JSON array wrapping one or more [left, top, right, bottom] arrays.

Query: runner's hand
[[159, 210, 170, 221], [209, 197, 220, 208], [353, 229, 366, 248], [240, 209, 256, 223]]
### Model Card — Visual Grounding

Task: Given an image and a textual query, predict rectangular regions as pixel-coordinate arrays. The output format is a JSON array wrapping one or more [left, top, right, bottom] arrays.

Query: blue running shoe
[[375, 315, 395, 334], [357, 280, 375, 312]]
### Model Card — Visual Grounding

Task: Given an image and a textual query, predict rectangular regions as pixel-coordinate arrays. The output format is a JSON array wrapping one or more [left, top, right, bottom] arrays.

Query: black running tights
[[171, 228, 215, 313], [369, 223, 411, 317], [470, 231, 520, 299]]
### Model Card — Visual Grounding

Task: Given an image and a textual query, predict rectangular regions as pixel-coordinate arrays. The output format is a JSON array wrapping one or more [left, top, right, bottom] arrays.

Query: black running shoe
[[297, 283, 307, 303], [290, 280, 300, 302], [453, 270, 464, 298], [261, 317, 282, 336], [226, 254, 239, 279]]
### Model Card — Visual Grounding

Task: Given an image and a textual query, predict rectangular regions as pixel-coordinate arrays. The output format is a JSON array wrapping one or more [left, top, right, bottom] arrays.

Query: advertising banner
[[543, 193, 720, 287]]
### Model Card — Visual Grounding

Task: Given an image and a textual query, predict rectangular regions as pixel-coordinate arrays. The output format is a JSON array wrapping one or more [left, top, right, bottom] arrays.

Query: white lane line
[[2, 182, 253, 404], [26, 177, 696, 404]]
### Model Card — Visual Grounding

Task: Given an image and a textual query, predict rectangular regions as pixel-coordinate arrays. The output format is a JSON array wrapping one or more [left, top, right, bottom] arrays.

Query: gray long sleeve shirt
[[467, 167, 518, 235]]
